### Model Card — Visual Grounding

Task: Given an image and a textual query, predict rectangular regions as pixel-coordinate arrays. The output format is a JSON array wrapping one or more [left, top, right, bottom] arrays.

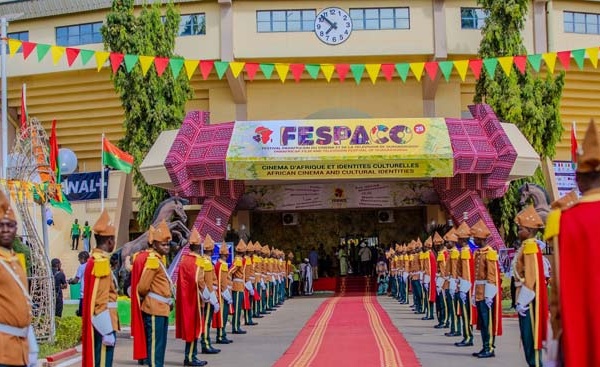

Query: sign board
[[226, 118, 454, 180], [61, 170, 108, 201], [553, 161, 580, 198]]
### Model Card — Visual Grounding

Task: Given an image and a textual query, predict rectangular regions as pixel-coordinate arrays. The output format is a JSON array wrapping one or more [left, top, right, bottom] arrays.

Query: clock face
[[314, 7, 352, 45]]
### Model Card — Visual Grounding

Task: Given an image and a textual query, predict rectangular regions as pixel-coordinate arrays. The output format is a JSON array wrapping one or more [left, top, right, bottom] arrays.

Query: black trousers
[[476, 300, 496, 352]]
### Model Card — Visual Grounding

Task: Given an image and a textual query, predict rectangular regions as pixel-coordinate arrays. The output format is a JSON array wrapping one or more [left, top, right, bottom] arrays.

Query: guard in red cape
[[230, 240, 247, 334], [243, 242, 258, 326], [455, 222, 477, 347], [82, 209, 119, 367], [213, 241, 233, 343], [434, 232, 449, 329], [513, 205, 547, 367], [421, 236, 437, 321], [471, 219, 502, 359], [175, 227, 208, 367], [199, 234, 221, 354], [131, 220, 174, 367]]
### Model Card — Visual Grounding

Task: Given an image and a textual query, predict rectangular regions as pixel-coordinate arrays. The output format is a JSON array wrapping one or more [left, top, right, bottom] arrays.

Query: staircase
[[336, 276, 377, 295]]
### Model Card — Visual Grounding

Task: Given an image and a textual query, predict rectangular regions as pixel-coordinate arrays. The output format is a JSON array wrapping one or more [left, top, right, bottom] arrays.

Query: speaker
[[282, 213, 299, 225], [378, 210, 394, 223]]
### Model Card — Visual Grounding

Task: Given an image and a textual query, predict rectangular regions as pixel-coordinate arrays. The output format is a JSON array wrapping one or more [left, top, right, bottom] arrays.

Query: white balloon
[[58, 148, 78, 175]]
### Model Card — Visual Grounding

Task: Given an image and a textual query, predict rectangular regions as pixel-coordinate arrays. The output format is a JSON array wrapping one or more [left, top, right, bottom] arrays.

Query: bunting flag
[[6, 38, 600, 84]]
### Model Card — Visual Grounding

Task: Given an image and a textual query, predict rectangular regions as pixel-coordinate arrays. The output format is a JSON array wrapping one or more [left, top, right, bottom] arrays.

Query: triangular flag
[[21, 42, 36, 60], [497, 56, 514, 76], [245, 63, 260, 81], [365, 64, 381, 84], [409, 62, 425, 81], [454, 60, 469, 81], [483, 58, 498, 77], [184, 59, 199, 80], [229, 61, 245, 78], [334, 64, 350, 82], [586, 47, 598, 68], [321, 64, 335, 82], [260, 63, 275, 79], [65, 48, 80, 67], [124, 54, 139, 72], [139, 56, 155, 76], [527, 54, 542, 72], [289, 64, 305, 82], [109, 52, 124, 74], [469, 59, 483, 79], [95, 51, 110, 71], [275, 63, 290, 83], [381, 64, 395, 81], [169, 58, 184, 78], [395, 63, 410, 82], [200, 60, 214, 80], [36, 44, 50, 62], [438, 61, 454, 81], [542, 52, 557, 73], [571, 49, 585, 70], [424, 61, 438, 81], [50, 46, 66, 66], [154, 57, 169, 76], [350, 64, 365, 84], [80, 49, 95, 66], [513, 55, 527, 74], [8, 39, 22, 57], [556, 50, 571, 70], [214, 61, 229, 79], [305, 64, 320, 79]]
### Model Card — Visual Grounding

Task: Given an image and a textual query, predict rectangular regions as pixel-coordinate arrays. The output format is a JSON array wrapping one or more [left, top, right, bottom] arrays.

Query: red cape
[[534, 248, 547, 349], [242, 258, 251, 310], [492, 262, 503, 336], [428, 251, 437, 302], [81, 258, 97, 367], [559, 199, 600, 367], [131, 250, 150, 361], [212, 260, 225, 328], [175, 254, 203, 342]]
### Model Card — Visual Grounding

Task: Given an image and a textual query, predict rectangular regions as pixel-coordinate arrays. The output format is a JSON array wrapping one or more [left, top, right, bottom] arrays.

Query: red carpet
[[273, 277, 421, 367]]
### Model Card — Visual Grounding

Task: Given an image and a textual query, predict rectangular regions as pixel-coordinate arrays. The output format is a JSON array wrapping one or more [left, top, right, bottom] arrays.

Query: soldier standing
[[230, 240, 247, 334], [443, 228, 461, 338], [434, 232, 449, 329], [214, 242, 234, 343], [454, 222, 476, 347]]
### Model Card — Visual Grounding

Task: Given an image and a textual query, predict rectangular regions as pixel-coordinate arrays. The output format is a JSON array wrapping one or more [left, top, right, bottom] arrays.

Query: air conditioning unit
[[378, 210, 394, 223], [282, 213, 299, 226]]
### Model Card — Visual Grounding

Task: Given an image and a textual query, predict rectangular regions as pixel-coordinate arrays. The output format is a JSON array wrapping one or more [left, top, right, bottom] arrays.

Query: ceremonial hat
[[219, 243, 230, 255], [515, 205, 544, 229], [550, 190, 579, 210], [188, 227, 201, 245], [235, 239, 247, 252], [416, 238, 423, 248], [148, 220, 172, 243], [433, 232, 444, 245], [203, 233, 215, 251], [93, 209, 115, 236], [254, 241, 261, 251], [424, 236, 433, 248], [443, 228, 458, 242], [261, 245, 270, 256], [395, 243, 401, 251], [577, 119, 600, 173], [246, 241, 254, 252], [456, 222, 471, 238], [0, 190, 16, 222], [287, 251, 294, 259], [470, 219, 491, 239], [385, 250, 391, 259]]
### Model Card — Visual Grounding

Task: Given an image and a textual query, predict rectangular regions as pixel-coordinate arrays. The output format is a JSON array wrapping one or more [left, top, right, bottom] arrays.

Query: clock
[[314, 7, 352, 46]]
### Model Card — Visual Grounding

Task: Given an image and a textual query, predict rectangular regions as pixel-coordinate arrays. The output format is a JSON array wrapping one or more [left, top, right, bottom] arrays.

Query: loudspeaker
[[282, 213, 299, 225]]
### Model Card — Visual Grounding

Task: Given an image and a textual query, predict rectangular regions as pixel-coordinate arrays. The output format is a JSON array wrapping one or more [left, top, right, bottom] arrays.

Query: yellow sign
[[226, 118, 454, 180]]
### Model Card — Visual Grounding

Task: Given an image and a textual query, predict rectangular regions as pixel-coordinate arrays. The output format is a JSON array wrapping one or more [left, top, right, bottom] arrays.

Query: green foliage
[[39, 316, 82, 358], [474, 0, 564, 244], [12, 237, 31, 273], [102, 0, 193, 228]]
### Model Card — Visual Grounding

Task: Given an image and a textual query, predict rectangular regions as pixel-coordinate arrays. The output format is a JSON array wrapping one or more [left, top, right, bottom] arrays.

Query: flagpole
[[101, 133, 105, 211]]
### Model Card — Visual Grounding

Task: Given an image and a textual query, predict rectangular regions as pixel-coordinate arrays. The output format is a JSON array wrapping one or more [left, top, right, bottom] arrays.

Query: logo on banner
[[253, 126, 273, 144]]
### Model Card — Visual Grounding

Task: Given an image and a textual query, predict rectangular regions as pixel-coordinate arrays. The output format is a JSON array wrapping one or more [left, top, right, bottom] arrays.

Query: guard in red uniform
[[175, 228, 208, 367]]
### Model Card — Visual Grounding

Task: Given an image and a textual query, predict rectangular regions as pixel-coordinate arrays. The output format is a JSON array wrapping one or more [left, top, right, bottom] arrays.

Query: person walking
[[358, 243, 371, 276], [82, 221, 92, 252], [308, 248, 319, 280], [71, 218, 81, 250], [52, 258, 68, 318]]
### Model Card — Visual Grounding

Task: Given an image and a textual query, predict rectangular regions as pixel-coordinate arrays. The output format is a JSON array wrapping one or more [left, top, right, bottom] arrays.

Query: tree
[[102, 0, 193, 229], [474, 0, 564, 244]]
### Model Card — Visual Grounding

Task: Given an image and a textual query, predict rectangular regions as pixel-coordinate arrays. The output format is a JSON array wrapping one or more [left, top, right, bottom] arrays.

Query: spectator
[[358, 242, 372, 276], [82, 221, 92, 252], [70, 219, 81, 250], [51, 258, 67, 317], [308, 247, 319, 280], [69, 251, 89, 316]]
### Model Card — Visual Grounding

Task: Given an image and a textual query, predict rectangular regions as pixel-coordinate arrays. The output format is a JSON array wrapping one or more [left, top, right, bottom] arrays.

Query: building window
[[461, 8, 487, 29], [7, 31, 28, 53], [162, 13, 206, 36], [350, 7, 410, 30], [564, 11, 600, 34], [56, 22, 103, 46], [256, 10, 316, 32]]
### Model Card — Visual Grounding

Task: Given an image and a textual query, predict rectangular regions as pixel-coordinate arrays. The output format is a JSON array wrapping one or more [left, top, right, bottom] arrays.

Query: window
[[350, 7, 410, 30], [56, 22, 103, 46], [162, 13, 206, 36], [564, 11, 600, 34], [7, 31, 28, 53], [256, 10, 316, 32], [461, 8, 487, 29]]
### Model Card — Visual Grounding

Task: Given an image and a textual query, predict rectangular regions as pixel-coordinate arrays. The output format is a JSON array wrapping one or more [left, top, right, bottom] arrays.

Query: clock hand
[[320, 15, 335, 27], [326, 26, 334, 35]]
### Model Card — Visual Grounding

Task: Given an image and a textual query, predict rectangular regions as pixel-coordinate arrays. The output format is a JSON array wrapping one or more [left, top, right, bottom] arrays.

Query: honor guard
[[214, 242, 233, 343], [199, 234, 220, 354], [434, 232, 449, 329], [443, 228, 462, 337], [230, 240, 247, 334], [244, 243, 258, 326], [421, 237, 436, 321], [410, 240, 423, 314], [454, 221, 477, 347]]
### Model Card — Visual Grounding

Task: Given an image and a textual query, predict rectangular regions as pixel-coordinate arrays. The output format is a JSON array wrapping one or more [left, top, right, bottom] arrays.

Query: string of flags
[[0, 179, 63, 203], [7, 38, 600, 84]]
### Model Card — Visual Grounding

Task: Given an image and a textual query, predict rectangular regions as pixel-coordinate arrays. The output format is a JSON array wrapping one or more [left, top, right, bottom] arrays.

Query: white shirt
[[75, 262, 87, 298]]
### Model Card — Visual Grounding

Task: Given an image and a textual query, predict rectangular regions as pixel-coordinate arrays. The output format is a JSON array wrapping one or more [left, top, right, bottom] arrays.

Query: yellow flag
[[139, 55, 155, 76], [184, 60, 199, 80], [410, 62, 425, 81], [321, 64, 335, 82], [365, 64, 381, 84], [8, 39, 22, 57], [453, 60, 469, 81], [586, 47, 599, 68], [542, 52, 557, 73], [50, 46, 65, 65], [498, 56, 514, 76], [229, 62, 245, 78], [95, 51, 110, 71], [275, 63, 290, 83]]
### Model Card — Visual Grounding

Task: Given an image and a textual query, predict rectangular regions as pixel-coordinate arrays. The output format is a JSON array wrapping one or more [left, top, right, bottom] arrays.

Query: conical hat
[[203, 233, 215, 251], [188, 227, 201, 245], [287, 251, 294, 259], [515, 205, 544, 229], [470, 219, 491, 239], [0, 190, 16, 222], [261, 245, 270, 256], [424, 236, 433, 248], [148, 220, 172, 243], [416, 238, 423, 248], [577, 119, 600, 173], [93, 209, 115, 236], [443, 228, 458, 242], [433, 232, 444, 245], [550, 190, 579, 210], [456, 222, 471, 238], [235, 239, 247, 252], [246, 241, 254, 252], [219, 243, 229, 255]]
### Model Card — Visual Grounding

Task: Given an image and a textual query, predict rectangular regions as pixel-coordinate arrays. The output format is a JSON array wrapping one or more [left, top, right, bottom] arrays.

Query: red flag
[[571, 121, 578, 168], [20, 84, 27, 135], [49, 119, 59, 179]]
